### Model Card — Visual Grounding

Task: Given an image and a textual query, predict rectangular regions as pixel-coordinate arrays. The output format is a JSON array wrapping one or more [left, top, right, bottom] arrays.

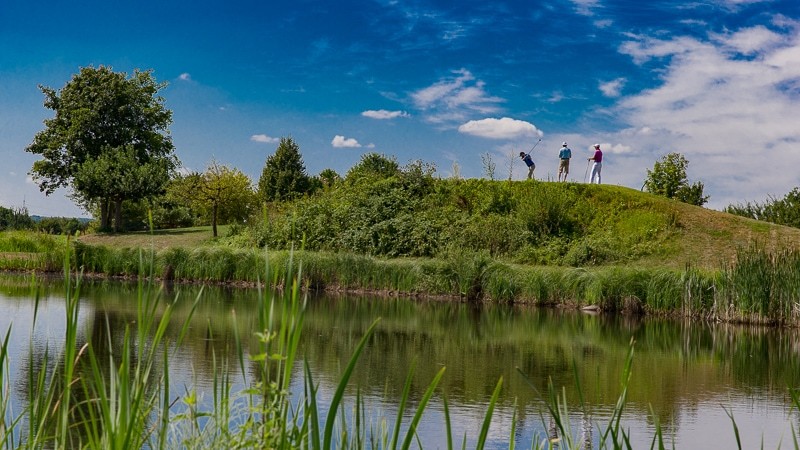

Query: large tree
[[643, 152, 708, 206], [257, 137, 311, 202], [26, 66, 177, 231]]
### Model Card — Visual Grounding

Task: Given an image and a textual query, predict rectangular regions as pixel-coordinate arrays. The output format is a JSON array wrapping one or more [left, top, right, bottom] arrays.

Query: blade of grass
[[476, 377, 503, 450], [322, 318, 380, 450], [400, 366, 446, 450]]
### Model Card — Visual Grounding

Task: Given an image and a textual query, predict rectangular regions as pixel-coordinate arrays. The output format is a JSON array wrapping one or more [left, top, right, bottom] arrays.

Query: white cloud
[[571, 0, 601, 16], [714, 0, 773, 10], [547, 91, 565, 103], [599, 78, 626, 97], [411, 68, 504, 123], [607, 22, 800, 208], [250, 134, 280, 144], [598, 143, 634, 154], [361, 109, 410, 119], [458, 117, 543, 140], [179, 73, 191, 81], [594, 19, 613, 28], [331, 135, 362, 148], [712, 25, 784, 55]]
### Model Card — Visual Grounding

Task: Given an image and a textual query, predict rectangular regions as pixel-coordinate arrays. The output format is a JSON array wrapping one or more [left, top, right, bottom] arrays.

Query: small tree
[[317, 168, 341, 188], [173, 161, 257, 237], [481, 152, 496, 180], [643, 152, 708, 206], [345, 153, 400, 182], [257, 137, 311, 202]]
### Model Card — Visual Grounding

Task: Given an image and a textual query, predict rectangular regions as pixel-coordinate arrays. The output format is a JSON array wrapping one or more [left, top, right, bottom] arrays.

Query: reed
[[718, 243, 800, 324], [17, 238, 800, 325]]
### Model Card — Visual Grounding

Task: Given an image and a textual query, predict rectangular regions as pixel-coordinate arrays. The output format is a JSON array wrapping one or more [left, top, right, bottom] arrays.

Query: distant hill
[[30, 215, 91, 223]]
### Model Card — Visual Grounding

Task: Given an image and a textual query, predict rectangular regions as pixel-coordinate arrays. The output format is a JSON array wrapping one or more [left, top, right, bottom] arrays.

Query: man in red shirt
[[589, 144, 603, 184]]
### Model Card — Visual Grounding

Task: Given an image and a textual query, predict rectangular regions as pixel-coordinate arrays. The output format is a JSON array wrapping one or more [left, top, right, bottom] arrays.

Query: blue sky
[[2, 0, 799, 217]]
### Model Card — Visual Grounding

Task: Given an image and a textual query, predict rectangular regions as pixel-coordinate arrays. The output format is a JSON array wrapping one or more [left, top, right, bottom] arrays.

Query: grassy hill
[[71, 181, 800, 270], [4, 182, 800, 320]]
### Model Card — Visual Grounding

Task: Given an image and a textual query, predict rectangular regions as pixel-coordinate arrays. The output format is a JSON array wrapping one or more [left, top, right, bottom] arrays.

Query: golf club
[[528, 138, 542, 154], [583, 158, 591, 183]]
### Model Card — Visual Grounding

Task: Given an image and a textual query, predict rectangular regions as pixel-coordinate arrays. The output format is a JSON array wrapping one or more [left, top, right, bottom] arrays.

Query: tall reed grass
[[17, 238, 800, 325]]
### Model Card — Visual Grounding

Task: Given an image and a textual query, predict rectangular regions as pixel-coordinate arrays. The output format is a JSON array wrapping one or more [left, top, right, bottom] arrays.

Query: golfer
[[589, 144, 603, 184], [519, 151, 535, 180], [558, 142, 572, 182]]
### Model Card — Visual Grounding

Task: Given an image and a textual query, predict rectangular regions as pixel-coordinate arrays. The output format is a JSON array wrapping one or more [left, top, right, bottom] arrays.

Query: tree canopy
[[26, 66, 177, 231], [725, 187, 800, 228], [171, 160, 257, 237], [257, 137, 311, 202], [643, 152, 708, 206], [345, 153, 400, 183]]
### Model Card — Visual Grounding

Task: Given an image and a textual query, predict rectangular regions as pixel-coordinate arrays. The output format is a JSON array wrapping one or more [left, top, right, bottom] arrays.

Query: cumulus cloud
[[608, 22, 800, 208], [596, 143, 634, 154], [361, 109, 410, 119], [599, 78, 626, 97], [331, 135, 362, 148], [411, 68, 504, 123], [250, 134, 280, 144], [458, 117, 542, 140]]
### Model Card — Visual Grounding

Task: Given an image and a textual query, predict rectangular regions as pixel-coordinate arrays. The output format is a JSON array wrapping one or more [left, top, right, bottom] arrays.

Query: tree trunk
[[113, 199, 124, 233], [212, 202, 218, 238], [100, 198, 111, 231]]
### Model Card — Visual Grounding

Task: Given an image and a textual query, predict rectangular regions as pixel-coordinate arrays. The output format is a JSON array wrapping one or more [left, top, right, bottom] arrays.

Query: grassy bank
[[1, 227, 799, 324], [63, 240, 800, 325]]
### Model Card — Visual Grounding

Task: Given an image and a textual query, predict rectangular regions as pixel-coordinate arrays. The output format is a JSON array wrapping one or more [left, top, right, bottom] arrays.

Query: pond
[[1, 273, 798, 448]]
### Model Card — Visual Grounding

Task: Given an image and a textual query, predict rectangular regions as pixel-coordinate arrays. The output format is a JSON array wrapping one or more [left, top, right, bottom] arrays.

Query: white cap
[[562, 142, 568, 146], [593, 143, 600, 148]]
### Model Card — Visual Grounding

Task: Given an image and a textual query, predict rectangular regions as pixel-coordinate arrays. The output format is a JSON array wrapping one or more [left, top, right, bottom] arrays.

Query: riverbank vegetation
[[2, 226, 798, 324]]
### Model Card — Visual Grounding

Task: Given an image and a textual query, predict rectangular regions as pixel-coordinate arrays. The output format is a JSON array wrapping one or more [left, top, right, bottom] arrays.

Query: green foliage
[[34, 216, 90, 235], [725, 187, 800, 229], [237, 171, 676, 264], [345, 152, 400, 183], [317, 168, 341, 189], [171, 160, 258, 237], [643, 152, 708, 206], [257, 137, 311, 202], [0, 205, 34, 231], [26, 66, 177, 231]]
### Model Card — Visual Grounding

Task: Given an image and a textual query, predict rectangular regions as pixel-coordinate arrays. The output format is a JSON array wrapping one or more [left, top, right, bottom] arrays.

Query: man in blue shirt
[[558, 142, 572, 182], [519, 151, 535, 179]]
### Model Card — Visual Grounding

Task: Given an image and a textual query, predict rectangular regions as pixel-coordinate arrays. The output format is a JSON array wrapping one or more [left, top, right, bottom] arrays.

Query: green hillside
[[71, 179, 800, 271], [213, 178, 800, 270]]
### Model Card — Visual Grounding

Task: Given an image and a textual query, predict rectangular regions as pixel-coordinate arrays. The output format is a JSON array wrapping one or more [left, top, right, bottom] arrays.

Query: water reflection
[[0, 275, 797, 448]]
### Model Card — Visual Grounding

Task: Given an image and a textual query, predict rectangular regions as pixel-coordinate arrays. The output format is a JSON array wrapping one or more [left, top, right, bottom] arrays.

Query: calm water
[[1, 274, 798, 449]]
